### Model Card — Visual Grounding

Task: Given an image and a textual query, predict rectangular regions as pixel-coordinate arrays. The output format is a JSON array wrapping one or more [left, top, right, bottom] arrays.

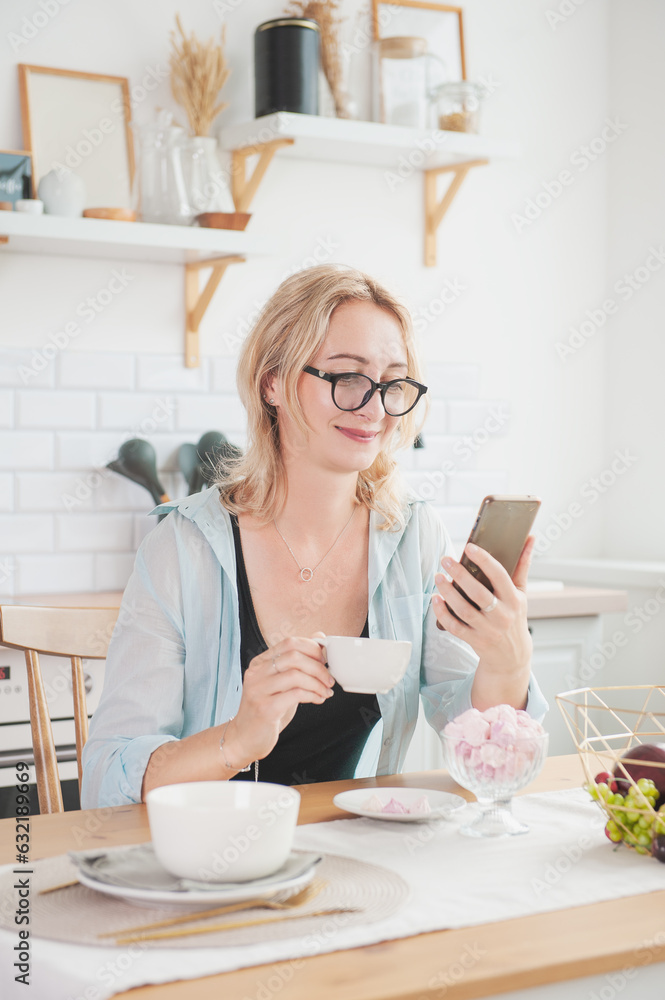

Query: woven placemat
[[0, 852, 409, 950]]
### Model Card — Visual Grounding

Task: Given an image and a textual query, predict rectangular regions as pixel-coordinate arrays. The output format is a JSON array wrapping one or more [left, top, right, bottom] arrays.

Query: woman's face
[[274, 300, 410, 474]]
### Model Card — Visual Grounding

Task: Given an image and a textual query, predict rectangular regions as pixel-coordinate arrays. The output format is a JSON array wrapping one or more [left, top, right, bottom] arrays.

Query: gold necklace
[[273, 506, 357, 582]]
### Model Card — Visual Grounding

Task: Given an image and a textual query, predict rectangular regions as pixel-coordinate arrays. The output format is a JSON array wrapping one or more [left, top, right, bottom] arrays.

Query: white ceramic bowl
[[146, 781, 301, 883], [319, 635, 411, 694], [15, 199, 43, 214]]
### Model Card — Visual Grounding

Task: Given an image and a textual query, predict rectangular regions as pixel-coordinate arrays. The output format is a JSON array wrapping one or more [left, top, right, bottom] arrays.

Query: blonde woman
[[81, 264, 546, 808]]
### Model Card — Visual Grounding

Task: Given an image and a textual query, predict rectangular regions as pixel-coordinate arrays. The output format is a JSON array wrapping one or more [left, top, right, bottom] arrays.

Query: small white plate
[[332, 787, 466, 823], [74, 848, 320, 906]]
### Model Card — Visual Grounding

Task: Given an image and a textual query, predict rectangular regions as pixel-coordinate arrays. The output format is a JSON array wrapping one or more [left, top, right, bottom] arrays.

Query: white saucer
[[72, 847, 321, 906], [333, 787, 466, 823]]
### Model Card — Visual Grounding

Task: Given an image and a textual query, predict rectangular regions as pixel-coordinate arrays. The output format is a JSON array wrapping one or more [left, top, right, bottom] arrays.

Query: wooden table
[[2, 756, 665, 999]]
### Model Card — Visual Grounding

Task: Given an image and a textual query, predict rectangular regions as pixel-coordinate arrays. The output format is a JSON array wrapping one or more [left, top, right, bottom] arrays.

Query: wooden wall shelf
[[222, 113, 519, 266], [1, 116, 520, 366], [0, 212, 271, 367]]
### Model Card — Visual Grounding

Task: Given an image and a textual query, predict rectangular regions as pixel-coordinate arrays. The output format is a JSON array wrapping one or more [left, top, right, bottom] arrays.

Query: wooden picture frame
[[372, 1, 466, 81], [18, 64, 135, 210], [0, 149, 33, 204]]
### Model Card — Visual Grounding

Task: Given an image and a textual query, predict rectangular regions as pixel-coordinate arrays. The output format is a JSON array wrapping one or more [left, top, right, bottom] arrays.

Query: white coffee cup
[[316, 635, 411, 694]]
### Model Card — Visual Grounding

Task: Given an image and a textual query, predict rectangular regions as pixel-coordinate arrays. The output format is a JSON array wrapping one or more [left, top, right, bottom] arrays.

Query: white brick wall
[[59, 353, 135, 390], [0, 431, 53, 470], [0, 349, 54, 388], [0, 474, 13, 512], [17, 390, 96, 429], [0, 390, 13, 428], [0, 349, 509, 595]]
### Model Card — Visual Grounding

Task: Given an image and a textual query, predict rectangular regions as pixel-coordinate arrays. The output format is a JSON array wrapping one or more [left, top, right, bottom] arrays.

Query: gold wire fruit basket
[[556, 686, 665, 853]]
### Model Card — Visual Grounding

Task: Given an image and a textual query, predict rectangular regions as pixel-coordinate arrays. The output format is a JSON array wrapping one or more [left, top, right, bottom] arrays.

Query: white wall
[[604, 0, 665, 561], [0, 0, 622, 592]]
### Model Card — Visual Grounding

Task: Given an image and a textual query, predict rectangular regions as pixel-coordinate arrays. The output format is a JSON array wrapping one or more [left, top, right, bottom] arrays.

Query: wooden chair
[[0, 605, 119, 814]]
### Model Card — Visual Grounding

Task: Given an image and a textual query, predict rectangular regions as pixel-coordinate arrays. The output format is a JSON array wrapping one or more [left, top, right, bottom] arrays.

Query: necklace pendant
[[300, 567, 314, 582]]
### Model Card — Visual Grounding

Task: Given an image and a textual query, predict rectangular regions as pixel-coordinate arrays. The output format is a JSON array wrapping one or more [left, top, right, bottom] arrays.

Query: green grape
[[634, 845, 650, 855], [626, 810, 640, 823], [606, 820, 622, 843], [637, 831, 651, 847]]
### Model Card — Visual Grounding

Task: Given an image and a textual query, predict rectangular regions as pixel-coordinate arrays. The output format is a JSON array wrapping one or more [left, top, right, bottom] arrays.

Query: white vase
[[38, 168, 86, 217], [184, 136, 235, 215]]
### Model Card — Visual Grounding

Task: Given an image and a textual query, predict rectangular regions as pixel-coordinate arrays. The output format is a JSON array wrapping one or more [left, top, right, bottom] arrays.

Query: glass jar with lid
[[372, 36, 446, 129], [432, 81, 484, 133]]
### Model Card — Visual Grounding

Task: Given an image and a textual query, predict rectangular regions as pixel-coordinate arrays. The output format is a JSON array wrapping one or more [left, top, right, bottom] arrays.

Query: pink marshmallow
[[383, 797, 409, 814]]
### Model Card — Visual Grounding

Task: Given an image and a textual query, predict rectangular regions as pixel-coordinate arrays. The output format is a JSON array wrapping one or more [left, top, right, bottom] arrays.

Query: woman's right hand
[[222, 635, 334, 768]]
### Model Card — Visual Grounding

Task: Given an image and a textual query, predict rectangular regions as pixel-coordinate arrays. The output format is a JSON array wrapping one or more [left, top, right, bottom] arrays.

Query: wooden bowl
[[83, 207, 137, 222], [0, 202, 13, 211], [196, 212, 251, 231]]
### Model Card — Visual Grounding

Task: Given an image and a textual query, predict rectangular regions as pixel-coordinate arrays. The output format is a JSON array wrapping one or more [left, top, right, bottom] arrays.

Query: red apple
[[613, 743, 665, 804]]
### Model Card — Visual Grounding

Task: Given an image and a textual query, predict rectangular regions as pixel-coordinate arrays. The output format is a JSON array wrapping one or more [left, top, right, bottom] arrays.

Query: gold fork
[[98, 878, 327, 939], [113, 906, 358, 945]]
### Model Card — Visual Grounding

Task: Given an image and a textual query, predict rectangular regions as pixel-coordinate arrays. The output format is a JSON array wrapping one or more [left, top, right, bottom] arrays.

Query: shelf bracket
[[231, 138, 295, 212], [184, 255, 245, 368], [424, 158, 489, 267]]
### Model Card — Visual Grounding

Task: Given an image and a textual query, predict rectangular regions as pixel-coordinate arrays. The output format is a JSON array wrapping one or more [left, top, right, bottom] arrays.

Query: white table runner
[[3, 787, 665, 1000]]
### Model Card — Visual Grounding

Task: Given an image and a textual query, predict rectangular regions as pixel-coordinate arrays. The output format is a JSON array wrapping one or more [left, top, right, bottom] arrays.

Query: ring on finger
[[272, 653, 281, 673], [483, 595, 498, 614]]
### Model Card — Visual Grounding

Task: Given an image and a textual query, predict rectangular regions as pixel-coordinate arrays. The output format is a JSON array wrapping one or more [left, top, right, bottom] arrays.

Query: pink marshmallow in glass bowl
[[440, 706, 548, 838]]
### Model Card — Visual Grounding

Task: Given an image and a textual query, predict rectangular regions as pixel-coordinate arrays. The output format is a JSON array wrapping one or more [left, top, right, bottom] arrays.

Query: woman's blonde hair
[[216, 263, 428, 530]]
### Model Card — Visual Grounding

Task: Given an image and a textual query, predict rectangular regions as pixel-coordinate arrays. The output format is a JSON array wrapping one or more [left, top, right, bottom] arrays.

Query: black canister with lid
[[254, 18, 320, 117]]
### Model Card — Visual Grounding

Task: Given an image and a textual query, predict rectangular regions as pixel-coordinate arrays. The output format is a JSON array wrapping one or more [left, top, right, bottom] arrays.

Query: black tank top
[[229, 515, 381, 785]]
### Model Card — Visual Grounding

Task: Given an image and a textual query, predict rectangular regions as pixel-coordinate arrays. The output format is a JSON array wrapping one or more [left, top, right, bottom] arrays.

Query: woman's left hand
[[431, 536, 535, 678]]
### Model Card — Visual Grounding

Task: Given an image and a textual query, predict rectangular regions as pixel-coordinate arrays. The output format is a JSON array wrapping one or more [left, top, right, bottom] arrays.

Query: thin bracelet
[[220, 716, 259, 780]]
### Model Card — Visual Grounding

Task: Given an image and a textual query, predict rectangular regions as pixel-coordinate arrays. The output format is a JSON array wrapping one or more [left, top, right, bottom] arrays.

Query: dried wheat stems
[[169, 14, 231, 136]]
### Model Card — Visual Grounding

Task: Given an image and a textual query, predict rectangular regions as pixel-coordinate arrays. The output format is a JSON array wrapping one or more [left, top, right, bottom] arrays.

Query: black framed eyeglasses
[[303, 366, 428, 417]]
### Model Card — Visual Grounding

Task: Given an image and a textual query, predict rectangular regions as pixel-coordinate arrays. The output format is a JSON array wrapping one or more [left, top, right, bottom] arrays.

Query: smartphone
[[446, 494, 541, 618]]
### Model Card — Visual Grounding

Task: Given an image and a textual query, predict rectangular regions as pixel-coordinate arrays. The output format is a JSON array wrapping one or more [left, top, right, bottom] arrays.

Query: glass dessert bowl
[[440, 706, 549, 838]]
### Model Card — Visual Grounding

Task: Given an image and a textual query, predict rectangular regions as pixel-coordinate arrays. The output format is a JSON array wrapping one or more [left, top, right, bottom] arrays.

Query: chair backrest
[[0, 605, 118, 814]]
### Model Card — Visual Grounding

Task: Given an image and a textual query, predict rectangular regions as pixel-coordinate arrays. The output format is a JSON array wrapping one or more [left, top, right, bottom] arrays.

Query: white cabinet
[[528, 615, 603, 755], [402, 613, 604, 773]]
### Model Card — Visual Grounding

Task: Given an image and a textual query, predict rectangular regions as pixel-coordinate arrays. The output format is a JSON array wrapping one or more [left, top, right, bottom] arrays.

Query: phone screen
[[447, 495, 541, 617]]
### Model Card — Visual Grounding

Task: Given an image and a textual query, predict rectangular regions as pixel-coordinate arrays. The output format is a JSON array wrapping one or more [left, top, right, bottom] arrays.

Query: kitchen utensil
[[254, 18, 321, 118], [183, 135, 235, 215], [332, 787, 465, 823], [372, 36, 447, 128], [99, 877, 326, 939], [83, 208, 137, 221], [433, 81, 484, 133], [315, 636, 411, 694], [132, 111, 193, 225], [106, 439, 169, 506], [71, 845, 319, 906], [195, 212, 251, 230], [113, 906, 359, 945], [440, 731, 548, 838], [39, 879, 79, 895], [146, 781, 301, 883], [185, 431, 241, 493], [177, 442, 199, 492]]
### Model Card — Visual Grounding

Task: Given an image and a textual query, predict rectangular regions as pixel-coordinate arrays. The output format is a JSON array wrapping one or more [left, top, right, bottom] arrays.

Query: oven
[[0, 644, 105, 816]]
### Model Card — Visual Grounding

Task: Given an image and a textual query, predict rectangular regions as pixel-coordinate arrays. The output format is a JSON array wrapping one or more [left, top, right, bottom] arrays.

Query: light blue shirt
[[81, 487, 548, 808]]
